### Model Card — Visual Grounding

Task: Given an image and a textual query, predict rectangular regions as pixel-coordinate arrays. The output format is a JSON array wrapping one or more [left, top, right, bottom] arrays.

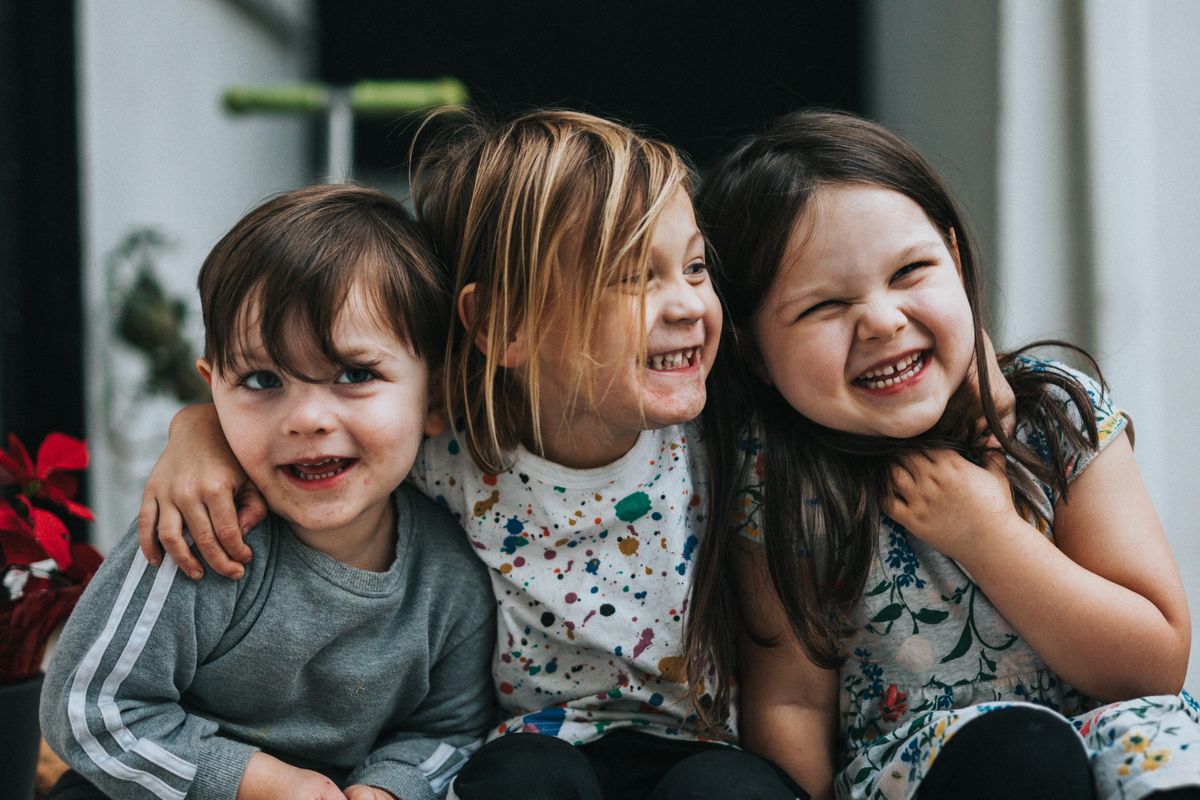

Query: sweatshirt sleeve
[[347, 591, 497, 799], [39, 524, 256, 800]]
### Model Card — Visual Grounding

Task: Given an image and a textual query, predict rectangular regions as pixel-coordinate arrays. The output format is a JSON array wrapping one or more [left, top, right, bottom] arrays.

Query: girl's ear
[[457, 283, 528, 368], [195, 358, 214, 387], [948, 227, 963, 277]]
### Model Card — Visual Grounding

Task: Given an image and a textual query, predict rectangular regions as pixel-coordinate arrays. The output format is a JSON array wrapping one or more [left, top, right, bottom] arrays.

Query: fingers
[[182, 496, 245, 580], [235, 486, 269, 539], [210, 498, 253, 566], [136, 496, 163, 566], [155, 504, 206, 580]]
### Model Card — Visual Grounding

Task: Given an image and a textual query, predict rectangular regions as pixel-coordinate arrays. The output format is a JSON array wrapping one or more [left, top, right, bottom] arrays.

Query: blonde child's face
[[198, 290, 436, 555], [752, 184, 974, 439], [535, 187, 722, 467]]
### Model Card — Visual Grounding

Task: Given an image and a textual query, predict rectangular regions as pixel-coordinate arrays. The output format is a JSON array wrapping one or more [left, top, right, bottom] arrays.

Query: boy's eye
[[242, 371, 281, 390], [335, 368, 375, 385]]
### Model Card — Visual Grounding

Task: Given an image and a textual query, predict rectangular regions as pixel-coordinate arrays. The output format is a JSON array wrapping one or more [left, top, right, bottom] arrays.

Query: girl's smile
[[752, 184, 975, 439], [531, 188, 722, 468]]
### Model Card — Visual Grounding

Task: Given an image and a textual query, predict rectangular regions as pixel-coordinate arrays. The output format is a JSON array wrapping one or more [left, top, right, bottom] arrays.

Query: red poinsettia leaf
[[31, 507, 72, 568], [5, 433, 35, 477], [45, 472, 79, 500], [0, 498, 30, 531], [64, 498, 95, 522], [64, 542, 104, 580], [37, 433, 89, 475], [0, 527, 45, 565]]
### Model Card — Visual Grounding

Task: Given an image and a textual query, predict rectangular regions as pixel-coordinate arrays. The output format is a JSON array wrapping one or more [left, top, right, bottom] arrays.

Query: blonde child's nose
[[662, 281, 706, 321]]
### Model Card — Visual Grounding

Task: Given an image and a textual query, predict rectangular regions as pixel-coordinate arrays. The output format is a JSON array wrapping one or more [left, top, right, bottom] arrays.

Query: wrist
[[952, 511, 1036, 573]]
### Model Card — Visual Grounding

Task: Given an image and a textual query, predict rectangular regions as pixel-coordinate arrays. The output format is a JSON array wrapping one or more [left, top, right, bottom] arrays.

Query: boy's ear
[[196, 358, 214, 387], [457, 282, 528, 368], [423, 367, 448, 437]]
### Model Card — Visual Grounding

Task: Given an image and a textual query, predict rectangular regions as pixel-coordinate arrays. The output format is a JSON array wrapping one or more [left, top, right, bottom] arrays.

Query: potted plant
[[0, 432, 102, 798]]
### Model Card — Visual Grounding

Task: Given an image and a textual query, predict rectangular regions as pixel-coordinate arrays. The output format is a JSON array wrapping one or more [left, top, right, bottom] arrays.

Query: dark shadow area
[[318, 0, 865, 171]]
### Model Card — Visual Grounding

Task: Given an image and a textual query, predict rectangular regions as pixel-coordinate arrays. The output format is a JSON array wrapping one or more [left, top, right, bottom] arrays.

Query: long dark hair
[[686, 109, 1100, 729]]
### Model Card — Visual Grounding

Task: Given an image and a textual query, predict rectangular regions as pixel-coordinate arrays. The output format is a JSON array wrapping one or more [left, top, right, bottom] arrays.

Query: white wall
[[78, 0, 315, 552], [868, 0, 1199, 693]]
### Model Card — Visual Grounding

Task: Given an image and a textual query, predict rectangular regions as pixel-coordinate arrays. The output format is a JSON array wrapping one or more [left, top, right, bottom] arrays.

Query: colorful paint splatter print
[[412, 423, 730, 746], [738, 359, 1200, 799]]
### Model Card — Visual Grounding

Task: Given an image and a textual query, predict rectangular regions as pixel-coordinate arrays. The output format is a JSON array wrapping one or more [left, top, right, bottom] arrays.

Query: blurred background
[[1, 0, 1197, 692]]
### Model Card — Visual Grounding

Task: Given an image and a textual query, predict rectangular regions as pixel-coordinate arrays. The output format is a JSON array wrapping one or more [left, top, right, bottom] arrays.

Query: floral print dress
[[742, 359, 1200, 800]]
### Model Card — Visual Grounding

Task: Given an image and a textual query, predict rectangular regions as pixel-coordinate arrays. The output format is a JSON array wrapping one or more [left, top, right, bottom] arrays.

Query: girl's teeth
[[648, 348, 695, 370], [858, 353, 924, 389]]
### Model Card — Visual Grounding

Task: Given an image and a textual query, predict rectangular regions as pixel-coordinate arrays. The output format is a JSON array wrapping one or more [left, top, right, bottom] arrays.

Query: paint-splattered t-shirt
[[411, 423, 725, 746]]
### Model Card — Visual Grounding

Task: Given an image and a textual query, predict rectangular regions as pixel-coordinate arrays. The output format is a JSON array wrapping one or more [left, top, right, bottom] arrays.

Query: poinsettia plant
[[0, 432, 103, 685]]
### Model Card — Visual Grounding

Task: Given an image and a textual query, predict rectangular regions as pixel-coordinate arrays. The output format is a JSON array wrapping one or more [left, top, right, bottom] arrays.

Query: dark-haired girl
[[688, 109, 1200, 800]]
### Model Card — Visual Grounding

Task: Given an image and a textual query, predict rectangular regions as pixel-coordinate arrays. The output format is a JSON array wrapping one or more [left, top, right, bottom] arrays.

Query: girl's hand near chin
[[885, 445, 1031, 566], [966, 330, 1016, 441]]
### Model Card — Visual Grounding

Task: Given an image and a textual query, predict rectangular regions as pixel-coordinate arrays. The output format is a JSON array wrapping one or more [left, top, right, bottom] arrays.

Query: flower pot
[[0, 672, 44, 800]]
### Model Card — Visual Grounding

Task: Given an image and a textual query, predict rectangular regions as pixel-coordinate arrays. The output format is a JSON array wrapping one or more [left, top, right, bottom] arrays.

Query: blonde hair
[[413, 109, 693, 473]]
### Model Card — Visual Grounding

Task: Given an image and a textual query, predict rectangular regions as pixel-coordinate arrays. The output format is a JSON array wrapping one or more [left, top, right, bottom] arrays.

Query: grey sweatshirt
[[40, 484, 496, 800]]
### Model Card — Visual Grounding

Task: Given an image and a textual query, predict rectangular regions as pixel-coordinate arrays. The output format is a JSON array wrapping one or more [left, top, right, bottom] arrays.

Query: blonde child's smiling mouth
[[645, 346, 702, 373], [852, 349, 929, 392]]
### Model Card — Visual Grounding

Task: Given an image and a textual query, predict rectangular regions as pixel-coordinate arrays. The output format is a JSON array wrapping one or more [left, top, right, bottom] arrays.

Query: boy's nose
[[283, 387, 336, 435], [857, 298, 907, 342]]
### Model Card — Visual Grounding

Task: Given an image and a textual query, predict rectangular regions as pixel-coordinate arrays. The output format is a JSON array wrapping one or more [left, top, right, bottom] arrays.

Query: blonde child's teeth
[[648, 348, 695, 370]]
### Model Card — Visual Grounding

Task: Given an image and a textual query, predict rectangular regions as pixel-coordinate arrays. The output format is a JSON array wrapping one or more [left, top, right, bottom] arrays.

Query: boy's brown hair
[[198, 183, 449, 379]]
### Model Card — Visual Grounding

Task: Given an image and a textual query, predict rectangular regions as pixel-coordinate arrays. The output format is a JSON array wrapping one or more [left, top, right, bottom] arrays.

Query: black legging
[[917, 706, 1092, 800], [451, 729, 809, 800]]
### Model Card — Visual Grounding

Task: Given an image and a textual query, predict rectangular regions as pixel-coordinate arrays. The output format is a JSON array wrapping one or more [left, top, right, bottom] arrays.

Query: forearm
[[740, 699, 836, 800], [961, 517, 1189, 699]]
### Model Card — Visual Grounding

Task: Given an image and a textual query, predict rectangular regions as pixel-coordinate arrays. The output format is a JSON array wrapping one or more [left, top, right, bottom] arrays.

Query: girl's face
[[534, 187, 722, 467], [752, 184, 974, 439]]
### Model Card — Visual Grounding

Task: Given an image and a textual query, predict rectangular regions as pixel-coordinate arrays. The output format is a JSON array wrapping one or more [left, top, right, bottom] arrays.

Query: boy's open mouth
[[854, 350, 927, 390], [287, 457, 354, 481], [646, 347, 698, 371]]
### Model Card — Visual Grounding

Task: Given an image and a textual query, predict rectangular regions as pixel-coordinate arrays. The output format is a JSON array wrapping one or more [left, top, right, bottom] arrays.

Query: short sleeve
[[1010, 357, 1128, 484]]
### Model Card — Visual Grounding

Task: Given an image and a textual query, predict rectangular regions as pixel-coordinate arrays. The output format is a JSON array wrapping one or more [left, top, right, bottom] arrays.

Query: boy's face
[[199, 293, 436, 550]]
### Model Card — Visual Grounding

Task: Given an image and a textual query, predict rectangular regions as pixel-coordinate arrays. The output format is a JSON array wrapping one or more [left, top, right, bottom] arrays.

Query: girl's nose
[[857, 298, 907, 342], [283, 386, 336, 436], [661, 278, 707, 323]]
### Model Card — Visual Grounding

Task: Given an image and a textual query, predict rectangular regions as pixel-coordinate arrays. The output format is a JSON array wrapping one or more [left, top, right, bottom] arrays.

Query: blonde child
[[40, 184, 496, 800], [686, 109, 1199, 800], [136, 111, 806, 800]]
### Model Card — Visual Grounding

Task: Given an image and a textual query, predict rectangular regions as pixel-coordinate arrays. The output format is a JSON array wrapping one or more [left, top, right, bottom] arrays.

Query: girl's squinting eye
[[242, 371, 281, 391], [684, 260, 709, 277], [798, 299, 841, 320], [335, 367, 375, 385], [891, 261, 930, 282]]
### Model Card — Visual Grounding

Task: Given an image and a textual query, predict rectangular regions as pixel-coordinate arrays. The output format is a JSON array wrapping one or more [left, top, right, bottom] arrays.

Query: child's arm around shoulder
[[889, 365, 1191, 700], [138, 403, 267, 580], [736, 539, 838, 800]]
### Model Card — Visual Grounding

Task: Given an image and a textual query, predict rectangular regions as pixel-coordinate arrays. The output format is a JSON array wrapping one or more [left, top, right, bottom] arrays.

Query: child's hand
[[886, 446, 1028, 565], [137, 403, 266, 580], [237, 753, 348, 800], [344, 785, 398, 800]]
